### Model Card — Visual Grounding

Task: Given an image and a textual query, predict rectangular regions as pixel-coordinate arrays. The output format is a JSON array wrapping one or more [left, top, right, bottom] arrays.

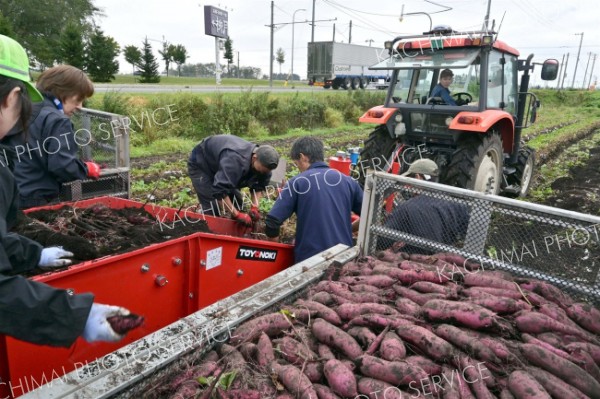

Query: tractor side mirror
[[541, 59, 559, 80]]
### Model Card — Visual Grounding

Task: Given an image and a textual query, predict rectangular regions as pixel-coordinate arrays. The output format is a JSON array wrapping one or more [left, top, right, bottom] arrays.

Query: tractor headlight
[[395, 114, 403, 123]]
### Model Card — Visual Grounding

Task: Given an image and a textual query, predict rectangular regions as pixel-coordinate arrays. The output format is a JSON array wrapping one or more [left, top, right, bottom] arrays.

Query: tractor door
[[486, 51, 518, 112]]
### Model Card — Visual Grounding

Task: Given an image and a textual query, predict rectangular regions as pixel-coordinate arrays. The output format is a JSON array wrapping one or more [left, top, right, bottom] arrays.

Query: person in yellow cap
[[0, 34, 131, 347]]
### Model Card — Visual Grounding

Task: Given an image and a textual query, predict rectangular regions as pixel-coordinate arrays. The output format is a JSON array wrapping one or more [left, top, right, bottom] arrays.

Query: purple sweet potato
[[313, 383, 342, 399], [347, 326, 377, 349], [346, 313, 415, 330], [230, 312, 292, 344], [107, 313, 145, 334], [311, 318, 363, 359], [270, 361, 317, 399], [273, 336, 318, 365], [393, 297, 422, 318], [256, 332, 275, 367], [378, 331, 406, 361], [463, 273, 519, 291], [520, 343, 600, 399], [517, 278, 575, 308], [405, 355, 442, 376], [296, 299, 342, 325], [215, 388, 262, 399], [433, 324, 501, 365], [507, 370, 551, 399], [217, 344, 245, 369], [526, 366, 591, 399], [393, 285, 447, 306], [338, 274, 397, 288], [357, 377, 408, 399], [395, 324, 455, 362], [410, 281, 460, 298], [515, 311, 598, 343], [355, 354, 428, 387], [422, 299, 500, 329], [453, 354, 496, 399], [521, 333, 571, 359], [318, 344, 336, 360], [324, 359, 358, 397], [566, 302, 600, 335], [303, 361, 324, 383], [469, 295, 532, 314], [374, 264, 447, 284], [566, 342, 600, 364], [335, 302, 398, 320], [568, 346, 600, 382]]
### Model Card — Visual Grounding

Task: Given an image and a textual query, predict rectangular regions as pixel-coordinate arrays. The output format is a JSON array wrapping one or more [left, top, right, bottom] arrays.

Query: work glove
[[233, 211, 253, 226], [82, 303, 130, 343], [249, 205, 261, 221], [85, 161, 101, 180], [39, 247, 74, 269]]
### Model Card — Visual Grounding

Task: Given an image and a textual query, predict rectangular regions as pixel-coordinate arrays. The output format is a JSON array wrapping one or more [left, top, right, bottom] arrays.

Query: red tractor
[[357, 26, 558, 196]]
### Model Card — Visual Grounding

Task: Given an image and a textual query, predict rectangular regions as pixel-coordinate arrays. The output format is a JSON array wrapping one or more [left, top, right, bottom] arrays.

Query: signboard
[[204, 5, 228, 38]]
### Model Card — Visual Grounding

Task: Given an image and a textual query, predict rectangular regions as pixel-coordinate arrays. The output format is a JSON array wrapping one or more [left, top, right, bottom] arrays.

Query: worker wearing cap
[[188, 135, 280, 225], [0, 34, 130, 347], [265, 137, 363, 263], [430, 69, 458, 105], [377, 159, 469, 253], [3, 65, 99, 209]]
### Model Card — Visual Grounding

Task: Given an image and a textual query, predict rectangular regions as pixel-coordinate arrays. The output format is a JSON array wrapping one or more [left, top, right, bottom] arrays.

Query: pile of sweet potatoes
[[156, 249, 600, 399]]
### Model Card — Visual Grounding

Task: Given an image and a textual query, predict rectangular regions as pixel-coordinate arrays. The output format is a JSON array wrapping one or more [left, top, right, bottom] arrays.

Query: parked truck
[[307, 41, 390, 90], [356, 26, 559, 197]]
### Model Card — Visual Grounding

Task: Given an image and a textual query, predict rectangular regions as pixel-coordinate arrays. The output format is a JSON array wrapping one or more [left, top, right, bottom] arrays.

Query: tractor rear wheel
[[357, 125, 398, 187], [508, 146, 535, 197], [442, 133, 503, 195]]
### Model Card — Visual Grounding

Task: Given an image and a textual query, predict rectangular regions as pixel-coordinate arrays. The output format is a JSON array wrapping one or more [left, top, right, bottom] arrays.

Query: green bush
[[323, 107, 344, 128]]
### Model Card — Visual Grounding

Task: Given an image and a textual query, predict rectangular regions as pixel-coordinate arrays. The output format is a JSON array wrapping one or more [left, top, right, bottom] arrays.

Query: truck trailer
[[307, 41, 390, 90]]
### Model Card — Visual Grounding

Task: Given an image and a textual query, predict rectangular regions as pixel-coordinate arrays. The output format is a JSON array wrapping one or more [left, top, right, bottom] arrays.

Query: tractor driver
[[430, 69, 458, 105]]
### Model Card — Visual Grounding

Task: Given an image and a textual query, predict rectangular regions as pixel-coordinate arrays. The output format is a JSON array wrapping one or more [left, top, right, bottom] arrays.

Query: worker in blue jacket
[[0, 34, 129, 347], [430, 69, 458, 105], [265, 137, 363, 262], [3, 65, 100, 209], [188, 135, 280, 225]]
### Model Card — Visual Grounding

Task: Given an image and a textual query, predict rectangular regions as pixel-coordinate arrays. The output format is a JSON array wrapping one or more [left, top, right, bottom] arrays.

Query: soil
[[14, 203, 210, 273]]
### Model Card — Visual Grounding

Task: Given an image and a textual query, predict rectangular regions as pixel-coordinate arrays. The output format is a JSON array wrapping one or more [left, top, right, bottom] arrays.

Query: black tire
[[323, 85, 331, 89], [359, 77, 367, 89], [341, 77, 351, 90], [332, 80, 340, 90], [357, 125, 398, 187], [351, 77, 360, 90], [442, 133, 503, 195], [508, 146, 535, 197]]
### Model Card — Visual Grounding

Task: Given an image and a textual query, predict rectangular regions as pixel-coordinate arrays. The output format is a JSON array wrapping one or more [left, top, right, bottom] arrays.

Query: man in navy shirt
[[430, 69, 457, 105], [265, 137, 363, 263]]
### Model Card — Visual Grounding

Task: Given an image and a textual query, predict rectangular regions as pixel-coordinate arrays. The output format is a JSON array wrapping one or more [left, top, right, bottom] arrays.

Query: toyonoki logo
[[236, 246, 278, 262]]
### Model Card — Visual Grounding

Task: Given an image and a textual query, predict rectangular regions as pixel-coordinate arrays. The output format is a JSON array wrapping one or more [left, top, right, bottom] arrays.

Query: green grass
[[107, 75, 293, 87]]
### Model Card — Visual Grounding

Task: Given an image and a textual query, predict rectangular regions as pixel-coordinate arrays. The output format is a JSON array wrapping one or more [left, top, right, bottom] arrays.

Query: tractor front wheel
[[357, 125, 398, 187], [508, 146, 535, 197], [443, 133, 503, 195]]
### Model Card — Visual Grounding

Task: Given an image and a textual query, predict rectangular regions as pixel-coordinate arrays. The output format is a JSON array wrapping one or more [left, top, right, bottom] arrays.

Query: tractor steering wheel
[[452, 92, 473, 105]]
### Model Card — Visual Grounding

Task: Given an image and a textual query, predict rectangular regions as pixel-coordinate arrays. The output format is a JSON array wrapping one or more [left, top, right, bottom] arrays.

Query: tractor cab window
[[487, 51, 518, 112], [391, 70, 413, 103]]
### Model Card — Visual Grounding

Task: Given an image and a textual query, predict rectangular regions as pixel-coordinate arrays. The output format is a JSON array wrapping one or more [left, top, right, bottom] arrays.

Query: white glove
[[39, 247, 74, 268], [82, 303, 130, 343]]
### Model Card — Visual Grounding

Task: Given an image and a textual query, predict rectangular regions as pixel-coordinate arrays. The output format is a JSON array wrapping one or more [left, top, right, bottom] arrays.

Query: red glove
[[233, 212, 253, 226], [85, 161, 101, 180], [249, 205, 261, 221]]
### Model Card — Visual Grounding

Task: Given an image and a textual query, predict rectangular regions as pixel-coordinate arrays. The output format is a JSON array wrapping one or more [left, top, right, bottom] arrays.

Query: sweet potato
[[296, 299, 342, 325], [439, 365, 461, 399], [395, 324, 455, 362], [107, 313, 145, 334], [566, 302, 600, 335], [379, 331, 406, 361], [507, 370, 551, 398], [238, 342, 257, 362], [347, 326, 377, 349], [311, 318, 363, 359], [256, 332, 275, 368], [535, 332, 566, 349], [215, 388, 262, 399], [303, 361, 324, 383], [538, 302, 585, 331], [526, 366, 592, 399], [435, 252, 481, 271], [469, 295, 532, 314], [270, 361, 317, 399], [433, 324, 501, 365], [338, 274, 397, 288], [499, 388, 516, 399], [366, 325, 390, 355], [520, 343, 600, 399], [393, 285, 447, 306], [374, 264, 446, 284], [293, 327, 319, 352], [463, 273, 519, 291], [313, 384, 342, 399], [217, 344, 245, 369], [318, 344, 336, 360], [422, 299, 500, 330], [393, 297, 422, 318], [273, 336, 318, 365], [453, 354, 496, 399], [355, 354, 428, 387], [515, 311, 598, 343], [348, 283, 382, 293], [517, 278, 574, 308], [230, 312, 292, 344], [323, 359, 358, 397], [405, 355, 442, 376], [377, 247, 404, 262], [357, 377, 408, 399], [521, 333, 571, 359], [566, 342, 600, 364], [568, 346, 600, 382], [309, 291, 334, 305], [346, 313, 415, 330], [410, 281, 461, 298], [335, 302, 398, 320]]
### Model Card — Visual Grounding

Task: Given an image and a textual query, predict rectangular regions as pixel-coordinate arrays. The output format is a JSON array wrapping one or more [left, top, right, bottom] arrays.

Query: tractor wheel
[[442, 133, 503, 195], [508, 146, 535, 197], [357, 125, 398, 187]]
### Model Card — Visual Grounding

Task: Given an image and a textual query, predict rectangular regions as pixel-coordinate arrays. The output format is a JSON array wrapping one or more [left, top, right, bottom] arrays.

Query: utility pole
[[269, 0, 274, 88], [482, 0, 492, 31], [366, 39, 374, 47], [557, 54, 565, 89], [332, 23, 335, 42], [560, 53, 569, 90], [571, 32, 584, 88], [237, 51, 240, 79], [311, 0, 316, 42], [349, 20, 352, 44], [582, 52, 592, 89], [588, 54, 597, 88]]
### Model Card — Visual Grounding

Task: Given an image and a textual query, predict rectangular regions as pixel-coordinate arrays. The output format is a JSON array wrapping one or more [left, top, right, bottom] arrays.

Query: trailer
[[307, 41, 390, 90], [17, 171, 600, 398]]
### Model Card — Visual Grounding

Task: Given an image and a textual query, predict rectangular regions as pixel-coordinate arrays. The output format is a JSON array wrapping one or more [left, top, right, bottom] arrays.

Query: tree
[[172, 44, 188, 77], [0, 0, 100, 68], [0, 11, 14, 37], [85, 28, 119, 82], [223, 37, 234, 77], [123, 45, 142, 75], [276, 47, 285, 75], [58, 23, 85, 70], [159, 42, 176, 76], [138, 38, 160, 83]]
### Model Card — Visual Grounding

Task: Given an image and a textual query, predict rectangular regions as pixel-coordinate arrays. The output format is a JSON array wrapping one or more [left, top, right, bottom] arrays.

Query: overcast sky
[[94, 0, 599, 87]]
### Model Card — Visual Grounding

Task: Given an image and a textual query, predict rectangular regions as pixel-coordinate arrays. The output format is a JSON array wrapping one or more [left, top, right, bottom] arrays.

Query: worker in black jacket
[[188, 135, 280, 224], [377, 159, 470, 253], [0, 34, 129, 347]]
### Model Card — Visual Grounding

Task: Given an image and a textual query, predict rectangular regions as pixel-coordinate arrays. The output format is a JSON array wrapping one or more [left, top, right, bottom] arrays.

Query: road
[[93, 83, 332, 93]]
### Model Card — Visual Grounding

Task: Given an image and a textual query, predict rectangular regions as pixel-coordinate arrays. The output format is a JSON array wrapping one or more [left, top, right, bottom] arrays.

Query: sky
[[94, 0, 600, 87]]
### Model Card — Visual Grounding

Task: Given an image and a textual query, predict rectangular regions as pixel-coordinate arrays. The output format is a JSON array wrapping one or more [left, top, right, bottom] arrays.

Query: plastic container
[[329, 155, 352, 176]]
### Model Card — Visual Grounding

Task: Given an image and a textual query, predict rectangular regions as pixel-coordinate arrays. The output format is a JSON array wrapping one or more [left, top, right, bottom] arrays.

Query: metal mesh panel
[[359, 172, 600, 305], [60, 108, 130, 201]]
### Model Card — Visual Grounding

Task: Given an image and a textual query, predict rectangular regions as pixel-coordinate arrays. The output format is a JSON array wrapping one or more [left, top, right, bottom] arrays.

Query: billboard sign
[[204, 5, 229, 38]]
